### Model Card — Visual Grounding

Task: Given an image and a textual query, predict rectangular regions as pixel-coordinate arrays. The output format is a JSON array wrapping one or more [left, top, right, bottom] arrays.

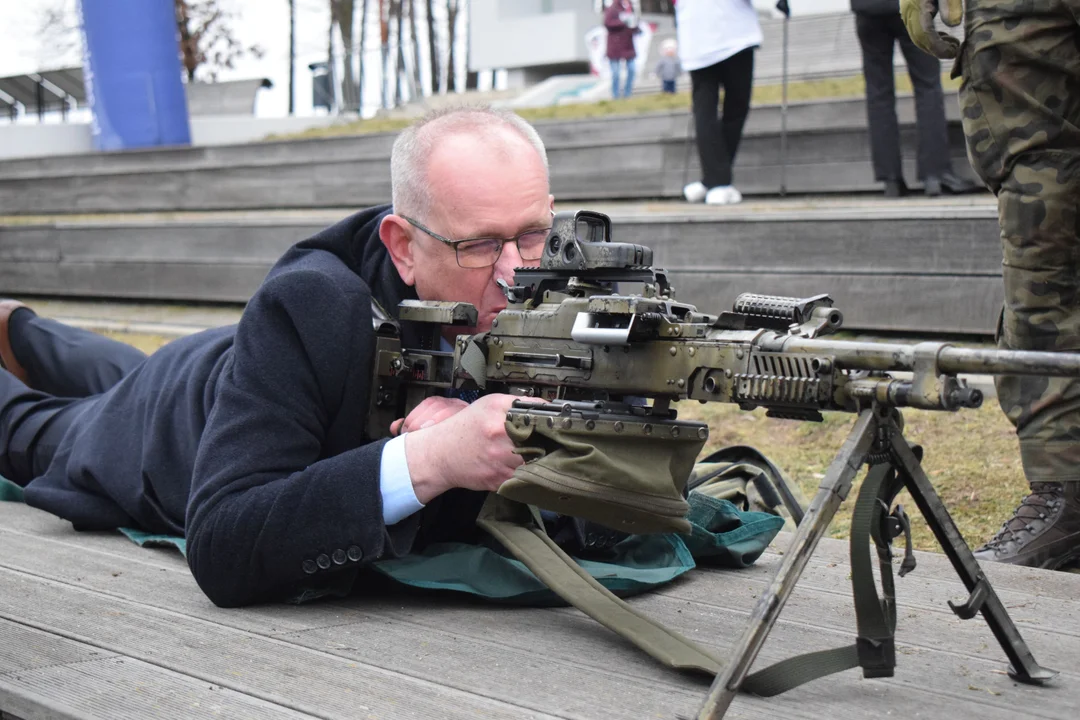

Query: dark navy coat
[[24, 206, 486, 607]]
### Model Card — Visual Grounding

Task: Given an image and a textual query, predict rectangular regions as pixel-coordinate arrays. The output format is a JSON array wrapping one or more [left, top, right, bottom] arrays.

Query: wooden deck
[[1, 499, 1077, 720]]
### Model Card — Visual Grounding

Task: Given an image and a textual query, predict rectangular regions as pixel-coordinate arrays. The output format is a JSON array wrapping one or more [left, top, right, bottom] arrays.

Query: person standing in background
[[605, 0, 640, 99], [851, 0, 979, 197], [678, 0, 762, 206], [655, 38, 682, 94]]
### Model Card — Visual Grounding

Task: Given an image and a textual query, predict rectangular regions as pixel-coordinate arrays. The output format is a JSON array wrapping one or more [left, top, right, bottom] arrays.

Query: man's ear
[[548, 194, 555, 215], [380, 215, 417, 286]]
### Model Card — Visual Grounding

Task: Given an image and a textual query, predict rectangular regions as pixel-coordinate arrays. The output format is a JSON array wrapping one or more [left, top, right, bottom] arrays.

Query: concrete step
[[0, 94, 976, 215], [0, 195, 1002, 335]]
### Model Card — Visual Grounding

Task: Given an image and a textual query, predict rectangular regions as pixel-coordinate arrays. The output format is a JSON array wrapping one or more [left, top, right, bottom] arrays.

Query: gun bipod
[[695, 405, 1057, 720]]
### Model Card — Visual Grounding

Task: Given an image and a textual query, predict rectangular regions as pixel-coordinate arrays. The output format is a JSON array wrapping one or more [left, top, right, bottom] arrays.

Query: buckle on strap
[[856, 636, 896, 679]]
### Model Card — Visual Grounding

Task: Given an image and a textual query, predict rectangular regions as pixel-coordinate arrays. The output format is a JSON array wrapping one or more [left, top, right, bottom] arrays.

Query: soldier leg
[[958, 0, 1080, 567]]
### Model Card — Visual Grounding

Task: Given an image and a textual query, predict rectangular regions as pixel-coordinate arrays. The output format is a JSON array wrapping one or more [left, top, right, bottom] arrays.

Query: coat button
[[346, 545, 363, 562], [302, 559, 317, 574], [332, 549, 347, 565], [316, 553, 332, 570]]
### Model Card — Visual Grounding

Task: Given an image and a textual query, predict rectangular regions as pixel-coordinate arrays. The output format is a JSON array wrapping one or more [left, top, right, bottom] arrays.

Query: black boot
[[923, 176, 942, 197], [973, 482, 1080, 570], [939, 171, 982, 194]]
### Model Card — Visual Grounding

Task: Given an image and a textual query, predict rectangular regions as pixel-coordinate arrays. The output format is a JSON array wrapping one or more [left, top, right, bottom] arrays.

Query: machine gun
[[368, 210, 1069, 718]]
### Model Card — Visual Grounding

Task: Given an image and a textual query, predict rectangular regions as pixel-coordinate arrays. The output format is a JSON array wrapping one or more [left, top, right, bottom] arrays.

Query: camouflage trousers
[[957, 0, 1080, 483]]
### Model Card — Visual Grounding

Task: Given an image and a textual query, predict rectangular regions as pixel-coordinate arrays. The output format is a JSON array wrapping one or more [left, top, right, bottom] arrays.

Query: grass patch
[[271, 71, 962, 141], [678, 401, 1022, 554]]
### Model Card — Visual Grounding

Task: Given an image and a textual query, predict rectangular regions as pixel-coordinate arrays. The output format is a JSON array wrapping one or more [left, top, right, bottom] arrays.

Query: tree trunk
[[332, 0, 359, 112], [394, 0, 407, 105], [425, 0, 438, 95], [174, 0, 198, 82], [446, 0, 459, 93], [380, 0, 391, 109], [409, 0, 423, 97], [358, 0, 369, 112]]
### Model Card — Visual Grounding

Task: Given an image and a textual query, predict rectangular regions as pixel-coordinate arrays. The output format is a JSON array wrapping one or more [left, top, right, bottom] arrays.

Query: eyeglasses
[[402, 215, 552, 269]]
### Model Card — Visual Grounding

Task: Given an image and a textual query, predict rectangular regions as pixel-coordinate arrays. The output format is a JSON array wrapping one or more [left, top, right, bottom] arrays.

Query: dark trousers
[[0, 311, 146, 484], [855, 12, 951, 181], [690, 47, 755, 188]]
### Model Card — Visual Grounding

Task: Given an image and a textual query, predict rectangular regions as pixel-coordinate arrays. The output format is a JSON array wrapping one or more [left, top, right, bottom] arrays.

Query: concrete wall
[[470, 0, 598, 72], [0, 116, 340, 161]]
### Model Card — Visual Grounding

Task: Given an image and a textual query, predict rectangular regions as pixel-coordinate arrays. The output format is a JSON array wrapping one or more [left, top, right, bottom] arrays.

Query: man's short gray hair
[[390, 106, 549, 220]]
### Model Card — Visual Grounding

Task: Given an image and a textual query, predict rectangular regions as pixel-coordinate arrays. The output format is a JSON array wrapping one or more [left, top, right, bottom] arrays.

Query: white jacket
[[675, 0, 764, 72]]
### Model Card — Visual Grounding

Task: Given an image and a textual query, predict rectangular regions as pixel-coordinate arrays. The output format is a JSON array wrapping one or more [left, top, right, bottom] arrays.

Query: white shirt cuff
[[379, 434, 425, 525]]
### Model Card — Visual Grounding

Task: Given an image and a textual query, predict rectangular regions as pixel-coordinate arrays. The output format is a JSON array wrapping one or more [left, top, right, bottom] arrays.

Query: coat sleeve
[[603, 3, 627, 30], [184, 268, 416, 607]]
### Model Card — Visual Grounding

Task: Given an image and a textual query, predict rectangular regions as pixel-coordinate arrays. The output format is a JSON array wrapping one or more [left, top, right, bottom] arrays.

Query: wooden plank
[[0, 567, 563, 720], [1, 503, 1077, 719], [0, 621, 315, 720]]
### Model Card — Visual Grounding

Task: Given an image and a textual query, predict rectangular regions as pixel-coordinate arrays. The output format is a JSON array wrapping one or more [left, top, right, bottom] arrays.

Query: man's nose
[[494, 240, 523, 283]]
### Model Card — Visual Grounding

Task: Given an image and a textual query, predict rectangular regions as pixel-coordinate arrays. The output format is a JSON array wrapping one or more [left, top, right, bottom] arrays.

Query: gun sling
[[476, 463, 910, 696], [476, 493, 724, 675]]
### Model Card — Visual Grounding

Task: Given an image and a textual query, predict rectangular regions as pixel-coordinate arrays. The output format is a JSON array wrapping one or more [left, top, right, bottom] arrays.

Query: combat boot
[[973, 482, 1080, 569]]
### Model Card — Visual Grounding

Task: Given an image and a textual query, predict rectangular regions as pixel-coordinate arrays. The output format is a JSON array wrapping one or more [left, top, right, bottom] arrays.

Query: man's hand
[[390, 396, 469, 436], [402, 394, 538, 504], [900, 0, 963, 59]]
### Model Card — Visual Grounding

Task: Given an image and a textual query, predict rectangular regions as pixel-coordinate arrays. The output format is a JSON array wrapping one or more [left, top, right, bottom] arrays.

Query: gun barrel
[[773, 338, 1080, 378]]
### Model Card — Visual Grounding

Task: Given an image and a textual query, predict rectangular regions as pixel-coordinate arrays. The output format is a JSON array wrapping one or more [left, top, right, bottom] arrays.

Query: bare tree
[[425, 0, 439, 95], [358, 0, 370, 112], [393, 0, 407, 105], [409, 0, 424, 97], [331, 0, 360, 112], [446, 0, 462, 93], [175, 0, 264, 82], [35, 0, 81, 63], [380, 0, 391, 109]]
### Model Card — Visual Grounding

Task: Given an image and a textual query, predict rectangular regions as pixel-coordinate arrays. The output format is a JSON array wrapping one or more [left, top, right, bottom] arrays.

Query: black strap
[[740, 462, 906, 696]]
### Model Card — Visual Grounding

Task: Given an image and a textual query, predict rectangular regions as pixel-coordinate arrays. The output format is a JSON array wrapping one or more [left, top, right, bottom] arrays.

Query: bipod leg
[[886, 426, 1058, 684], [695, 410, 879, 719]]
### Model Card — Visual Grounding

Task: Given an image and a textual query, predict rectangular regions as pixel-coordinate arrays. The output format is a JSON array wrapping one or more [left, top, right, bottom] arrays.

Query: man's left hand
[[390, 396, 469, 436]]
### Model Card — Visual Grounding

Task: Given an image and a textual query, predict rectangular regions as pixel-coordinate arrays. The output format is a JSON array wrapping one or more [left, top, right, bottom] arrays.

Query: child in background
[[655, 39, 682, 94]]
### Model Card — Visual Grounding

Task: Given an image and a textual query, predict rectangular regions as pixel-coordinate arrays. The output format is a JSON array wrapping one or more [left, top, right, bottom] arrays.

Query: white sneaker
[[705, 185, 742, 205], [683, 181, 707, 203]]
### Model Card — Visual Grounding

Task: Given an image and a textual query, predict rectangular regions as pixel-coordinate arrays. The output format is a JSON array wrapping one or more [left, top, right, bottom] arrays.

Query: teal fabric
[[369, 493, 783, 605], [370, 531, 697, 606], [2, 473, 783, 606], [118, 527, 188, 555], [682, 493, 785, 568], [0, 476, 24, 503]]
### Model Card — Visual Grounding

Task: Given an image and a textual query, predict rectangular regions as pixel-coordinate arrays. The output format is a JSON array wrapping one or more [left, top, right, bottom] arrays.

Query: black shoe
[[924, 176, 942, 197], [973, 482, 1080, 570], [883, 178, 908, 198], [0, 299, 32, 386], [939, 171, 982, 194]]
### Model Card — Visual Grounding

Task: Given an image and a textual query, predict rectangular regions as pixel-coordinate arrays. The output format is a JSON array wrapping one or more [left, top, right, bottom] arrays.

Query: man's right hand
[[403, 394, 534, 505]]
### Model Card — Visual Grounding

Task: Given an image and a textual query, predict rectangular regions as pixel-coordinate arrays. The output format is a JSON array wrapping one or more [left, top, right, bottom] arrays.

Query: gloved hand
[[900, 0, 964, 59]]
